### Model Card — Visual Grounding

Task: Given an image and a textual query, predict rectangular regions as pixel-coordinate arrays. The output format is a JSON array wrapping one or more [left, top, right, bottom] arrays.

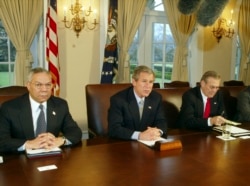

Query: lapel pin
[[52, 111, 56, 115], [148, 106, 152, 109]]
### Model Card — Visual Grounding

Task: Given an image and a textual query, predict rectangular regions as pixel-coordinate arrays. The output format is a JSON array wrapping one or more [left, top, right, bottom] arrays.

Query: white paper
[[216, 135, 236, 141], [138, 137, 171, 147], [224, 119, 241, 126], [26, 147, 61, 155], [37, 165, 57, 172], [239, 136, 250, 139]]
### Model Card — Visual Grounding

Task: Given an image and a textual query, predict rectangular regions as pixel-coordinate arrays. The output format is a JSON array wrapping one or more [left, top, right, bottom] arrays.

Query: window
[[0, 18, 44, 88], [128, 0, 175, 87], [0, 21, 16, 87]]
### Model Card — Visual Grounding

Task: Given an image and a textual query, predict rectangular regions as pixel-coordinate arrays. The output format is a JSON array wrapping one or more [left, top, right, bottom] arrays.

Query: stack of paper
[[26, 147, 62, 158]]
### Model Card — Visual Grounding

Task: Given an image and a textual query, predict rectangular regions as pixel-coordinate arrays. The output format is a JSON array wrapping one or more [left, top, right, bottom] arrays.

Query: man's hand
[[210, 116, 226, 126], [25, 133, 64, 150], [138, 127, 161, 141]]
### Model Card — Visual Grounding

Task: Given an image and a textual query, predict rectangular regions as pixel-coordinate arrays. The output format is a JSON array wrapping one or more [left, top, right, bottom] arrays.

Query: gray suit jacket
[[235, 86, 250, 122], [0, 93, 82, 152], [108, 86, 167, 140]]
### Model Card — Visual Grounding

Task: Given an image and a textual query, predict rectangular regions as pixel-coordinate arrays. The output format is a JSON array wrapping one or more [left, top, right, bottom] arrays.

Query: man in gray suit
[[108, 65, 167, 140], [0, 67, 82, 152]]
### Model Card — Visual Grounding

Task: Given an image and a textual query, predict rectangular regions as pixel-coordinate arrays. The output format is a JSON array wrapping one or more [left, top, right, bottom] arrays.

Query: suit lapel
[[127, 89, 141, 130], [19, 95, 35, 138], [46, 98, 57, 132], [196, 88, 205, 116], [140, 97, 154, 127]]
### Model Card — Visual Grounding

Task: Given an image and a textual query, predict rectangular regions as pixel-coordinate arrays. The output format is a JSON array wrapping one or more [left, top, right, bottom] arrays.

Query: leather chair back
[[220, 86, 246, 120], [85, 83, 131, 137], [0, 86, 28, 106], [154, 87, 190, 128], [164, 81, 190, 88], [223, 80, 245, 86]]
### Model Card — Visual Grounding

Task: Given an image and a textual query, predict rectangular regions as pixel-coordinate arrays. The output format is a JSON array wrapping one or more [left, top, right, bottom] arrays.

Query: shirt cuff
[[207, 117, 212, 126], [18, 144, 25, 151], [131, 131, 140, 140]]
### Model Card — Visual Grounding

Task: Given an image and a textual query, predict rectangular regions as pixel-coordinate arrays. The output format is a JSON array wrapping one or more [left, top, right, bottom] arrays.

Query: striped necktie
[[139, 99, 144, 119], [36, 104, 47, 136]]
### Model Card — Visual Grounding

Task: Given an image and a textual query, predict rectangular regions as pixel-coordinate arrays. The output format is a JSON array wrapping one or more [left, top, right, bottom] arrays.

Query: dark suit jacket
[[177, 86, 225, 131], [235, 86, 250, 122], [108, 86, 167, 140], [0, 93, 82, 152]]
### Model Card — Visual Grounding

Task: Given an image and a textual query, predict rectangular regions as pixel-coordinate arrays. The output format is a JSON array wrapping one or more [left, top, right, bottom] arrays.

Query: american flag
[[46, 0, 60, 96]]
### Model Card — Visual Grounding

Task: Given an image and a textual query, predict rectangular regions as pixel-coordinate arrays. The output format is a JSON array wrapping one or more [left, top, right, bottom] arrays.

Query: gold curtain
[[238, 0, 250, 84], [116, 0, 146, 83], [0, 0, 43, 85], [162, 0, 196, 81]]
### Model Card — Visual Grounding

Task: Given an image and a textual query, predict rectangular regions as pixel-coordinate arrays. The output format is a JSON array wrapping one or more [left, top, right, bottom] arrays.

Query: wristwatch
[[61, 136, 66, 146]]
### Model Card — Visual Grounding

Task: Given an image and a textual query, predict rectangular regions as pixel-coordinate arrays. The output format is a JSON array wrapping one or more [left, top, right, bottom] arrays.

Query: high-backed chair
[[223, 80, 245, 86], [153, 83, 160, 88], [85, 83, 131, 137], [164, 81, 190, 88], [220, 86, 246, 120], [0, 86, 28, 106], [154, 87, 190, 128]]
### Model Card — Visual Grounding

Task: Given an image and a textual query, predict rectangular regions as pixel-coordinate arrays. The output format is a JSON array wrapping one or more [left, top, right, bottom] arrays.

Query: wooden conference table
[[1, 129, 250, 186]]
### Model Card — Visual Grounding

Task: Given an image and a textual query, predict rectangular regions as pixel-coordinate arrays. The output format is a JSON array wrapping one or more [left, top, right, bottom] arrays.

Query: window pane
[[152, 63, 163, 81], [0, 64, 9, 87], [165, 64, 172, 81], [0, 22, 7, 37], [128, 31, 139, 67], [165, 25, 174, 43], [152, 43, 163, 62], [153, 23, 164, 42], [0, 38, 8, 62], [10, 41, 16, 62], [165, 44, 175, 62]]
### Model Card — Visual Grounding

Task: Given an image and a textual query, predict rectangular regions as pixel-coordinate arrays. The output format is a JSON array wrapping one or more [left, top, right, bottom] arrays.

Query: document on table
[[138, 137, 172, 147], [224, 119, 241, 126], [213, 125, 250, 137], [26, 147, 62, 158]]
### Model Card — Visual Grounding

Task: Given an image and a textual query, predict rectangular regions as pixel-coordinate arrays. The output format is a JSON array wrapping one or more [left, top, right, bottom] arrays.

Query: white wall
[[57, 0, 103, 131]]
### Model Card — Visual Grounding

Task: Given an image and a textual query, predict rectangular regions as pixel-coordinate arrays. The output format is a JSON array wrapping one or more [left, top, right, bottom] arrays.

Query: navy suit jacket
[[177, 86, 226, 131], [0, 93, 82, 152], [108, 86, 167, 140]]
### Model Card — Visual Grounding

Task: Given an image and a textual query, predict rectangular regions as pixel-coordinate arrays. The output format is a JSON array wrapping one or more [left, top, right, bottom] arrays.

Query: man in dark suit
[[108, 65, 167, 140], [177, 71, 226, 131], [0, 67, 82, 152], [235, 86, 250, 122]]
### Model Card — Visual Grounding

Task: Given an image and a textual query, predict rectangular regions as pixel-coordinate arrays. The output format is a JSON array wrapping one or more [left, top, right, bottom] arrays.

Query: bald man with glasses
[[177, 71, 227, 131], [0, 67, 82, 152]]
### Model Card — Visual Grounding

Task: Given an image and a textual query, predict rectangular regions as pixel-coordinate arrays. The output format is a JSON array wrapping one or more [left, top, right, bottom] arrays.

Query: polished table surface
[[1, 129, 250, 186]]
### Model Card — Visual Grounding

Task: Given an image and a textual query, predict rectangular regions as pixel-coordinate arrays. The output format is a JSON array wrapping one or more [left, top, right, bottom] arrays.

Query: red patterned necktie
[[203, 98, 211, 118]]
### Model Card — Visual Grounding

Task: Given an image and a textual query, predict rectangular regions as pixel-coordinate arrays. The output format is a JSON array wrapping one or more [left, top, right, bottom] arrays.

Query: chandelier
[[212, 10, 235, 43], [62, 0, 98, 37]]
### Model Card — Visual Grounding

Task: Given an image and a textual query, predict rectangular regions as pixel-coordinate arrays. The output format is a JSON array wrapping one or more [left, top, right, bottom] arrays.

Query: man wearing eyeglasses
[[177, 71, 227, 131], [0, 67, 82, 152]]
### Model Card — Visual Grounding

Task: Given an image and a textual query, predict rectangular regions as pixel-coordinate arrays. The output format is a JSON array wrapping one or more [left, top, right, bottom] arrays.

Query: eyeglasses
[[208, 85, 220, 90], [30, 82, 53, 89]]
